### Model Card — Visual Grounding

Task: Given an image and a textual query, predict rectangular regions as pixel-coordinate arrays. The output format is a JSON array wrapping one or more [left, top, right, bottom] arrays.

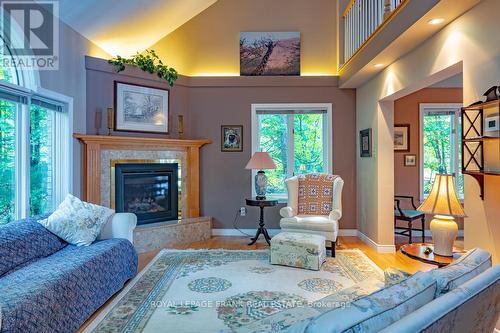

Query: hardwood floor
[[78, 235, 464, 332]]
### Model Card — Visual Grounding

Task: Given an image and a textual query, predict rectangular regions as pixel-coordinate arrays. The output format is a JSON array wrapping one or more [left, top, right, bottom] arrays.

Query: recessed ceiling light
[[428, 18, 445, 25], [374, 63, 384, 68]]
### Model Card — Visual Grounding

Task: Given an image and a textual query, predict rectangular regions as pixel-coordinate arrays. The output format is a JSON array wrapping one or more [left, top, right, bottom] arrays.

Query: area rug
[[84, 249, 384, 333]]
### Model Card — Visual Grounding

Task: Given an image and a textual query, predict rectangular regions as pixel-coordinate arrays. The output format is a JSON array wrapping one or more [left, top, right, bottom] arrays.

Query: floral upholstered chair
[[279, 173, 344, 257]]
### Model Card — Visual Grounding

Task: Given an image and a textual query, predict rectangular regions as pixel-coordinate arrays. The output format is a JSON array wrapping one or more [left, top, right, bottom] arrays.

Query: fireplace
[[114, 163, 179, 225]]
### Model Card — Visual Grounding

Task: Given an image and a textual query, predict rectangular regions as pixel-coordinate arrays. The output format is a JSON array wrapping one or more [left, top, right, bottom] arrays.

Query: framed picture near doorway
[[404, 154, 417, 166], [394, 124, 410, 152], [359, 128, 372, 157]]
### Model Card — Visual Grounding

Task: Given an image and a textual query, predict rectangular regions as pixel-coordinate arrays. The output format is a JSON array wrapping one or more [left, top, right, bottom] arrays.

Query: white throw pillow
[[38, 194, 114, 246]]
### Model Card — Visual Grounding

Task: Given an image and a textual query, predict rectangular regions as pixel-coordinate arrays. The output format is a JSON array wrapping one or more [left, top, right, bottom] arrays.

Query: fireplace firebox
[[114, 163, 178, 225]]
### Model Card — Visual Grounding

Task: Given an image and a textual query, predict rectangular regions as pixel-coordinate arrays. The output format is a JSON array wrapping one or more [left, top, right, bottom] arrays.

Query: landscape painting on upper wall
[[240, 32, 300, 76]]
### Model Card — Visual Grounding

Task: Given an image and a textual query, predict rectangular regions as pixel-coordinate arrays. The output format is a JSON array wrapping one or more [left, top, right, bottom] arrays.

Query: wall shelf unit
[[461, 99, 500, 199]]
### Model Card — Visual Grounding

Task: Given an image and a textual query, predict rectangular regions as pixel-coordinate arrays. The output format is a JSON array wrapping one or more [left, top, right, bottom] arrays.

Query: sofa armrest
[[280, 206, 295, 218], [329, 209, 342, 221], [98, 213, 137, 244]]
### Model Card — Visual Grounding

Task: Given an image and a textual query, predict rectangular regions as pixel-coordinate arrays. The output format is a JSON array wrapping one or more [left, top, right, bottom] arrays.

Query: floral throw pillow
[[38, 194, 114, 246], [297, 173, 337, 215]]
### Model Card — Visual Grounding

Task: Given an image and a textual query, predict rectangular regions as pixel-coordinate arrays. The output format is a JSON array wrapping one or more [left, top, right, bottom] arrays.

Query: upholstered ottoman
[[270, 232, 326, 270]]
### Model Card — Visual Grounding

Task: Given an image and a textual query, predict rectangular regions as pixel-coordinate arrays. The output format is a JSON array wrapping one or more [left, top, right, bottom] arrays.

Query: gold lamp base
[[430, 215, 458, 257]]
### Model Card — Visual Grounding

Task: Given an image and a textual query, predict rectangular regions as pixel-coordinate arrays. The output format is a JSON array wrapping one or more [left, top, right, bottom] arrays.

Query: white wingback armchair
[[279, 175, 344, 256]]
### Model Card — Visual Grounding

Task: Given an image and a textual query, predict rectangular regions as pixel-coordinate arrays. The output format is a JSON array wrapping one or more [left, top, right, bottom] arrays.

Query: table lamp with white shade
[[417, 174, 466, 257], [245, 152, 277, 200]]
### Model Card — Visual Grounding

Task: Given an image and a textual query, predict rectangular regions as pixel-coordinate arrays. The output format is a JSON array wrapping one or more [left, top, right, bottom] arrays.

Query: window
[[419, 103, 463, 200], [0, 58, 71, 224], [251, 104, 332, 199]]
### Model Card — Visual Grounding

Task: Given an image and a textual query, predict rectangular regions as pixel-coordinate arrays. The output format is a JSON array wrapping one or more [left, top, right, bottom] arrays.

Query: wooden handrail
[[342, 0, 356, 18], [342, 0, 405, 63]]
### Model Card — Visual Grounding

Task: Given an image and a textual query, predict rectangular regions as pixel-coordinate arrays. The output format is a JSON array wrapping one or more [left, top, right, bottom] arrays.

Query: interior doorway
[[391, 73, 464, 247]]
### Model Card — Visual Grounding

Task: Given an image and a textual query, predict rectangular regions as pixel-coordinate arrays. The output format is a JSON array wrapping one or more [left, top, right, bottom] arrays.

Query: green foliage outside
[[0, 60, 53, 224], [29, 105, 53, 216], [0, 63, 15, 224], [258, 113, 325, 196], [294, 114, 324, 174], [423, 113, 464, 198], [259, 114, 288, 194]]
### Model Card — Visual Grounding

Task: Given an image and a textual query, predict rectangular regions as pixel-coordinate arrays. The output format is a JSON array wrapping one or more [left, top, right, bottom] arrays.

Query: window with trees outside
[[420, 104, 463, 201], [0, 53, 71, 225], [251, 104, 332, 199]]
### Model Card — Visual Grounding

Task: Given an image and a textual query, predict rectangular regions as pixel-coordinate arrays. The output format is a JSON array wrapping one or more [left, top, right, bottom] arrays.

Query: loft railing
[[343, 0, 403, 63]]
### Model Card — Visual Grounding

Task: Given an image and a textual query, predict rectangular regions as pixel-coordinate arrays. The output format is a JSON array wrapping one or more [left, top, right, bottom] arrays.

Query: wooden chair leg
[[421, 217, 425, 243], [331, 241, 336, 257], [408, 221, 413, 244]]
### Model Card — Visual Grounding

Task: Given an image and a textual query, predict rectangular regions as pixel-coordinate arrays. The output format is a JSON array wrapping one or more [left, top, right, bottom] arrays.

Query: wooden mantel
[[74, 134, 211, 217]]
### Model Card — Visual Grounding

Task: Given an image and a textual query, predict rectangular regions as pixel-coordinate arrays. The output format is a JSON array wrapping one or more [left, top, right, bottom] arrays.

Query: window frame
[[251, 103, 333, 201], [419, 103, 463, 202], [0, 81, 73, 221]]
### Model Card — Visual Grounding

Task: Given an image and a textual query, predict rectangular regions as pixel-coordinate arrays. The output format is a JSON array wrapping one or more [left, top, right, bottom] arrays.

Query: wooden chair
[[394, 195, 425, 244]]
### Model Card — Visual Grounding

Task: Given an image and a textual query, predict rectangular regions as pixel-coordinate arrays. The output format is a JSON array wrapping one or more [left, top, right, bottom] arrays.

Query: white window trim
[[251, 103, 333, 201], [419, 103, 463, 202], [35, 87, 74, 206]]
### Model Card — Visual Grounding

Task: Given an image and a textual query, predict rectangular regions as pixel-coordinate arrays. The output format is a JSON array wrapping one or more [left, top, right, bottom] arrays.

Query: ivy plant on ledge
[[108, 50, 178, 87]]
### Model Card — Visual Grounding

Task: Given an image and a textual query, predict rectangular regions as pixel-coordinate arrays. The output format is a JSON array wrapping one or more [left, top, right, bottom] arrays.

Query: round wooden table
[[245, 198, 278, 246], [400, 243, 465, 267]]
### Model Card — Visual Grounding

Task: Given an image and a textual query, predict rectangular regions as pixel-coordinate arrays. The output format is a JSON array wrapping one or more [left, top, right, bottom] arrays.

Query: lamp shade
[[245, 152, 277, 170], [417, 174, 466, 217]]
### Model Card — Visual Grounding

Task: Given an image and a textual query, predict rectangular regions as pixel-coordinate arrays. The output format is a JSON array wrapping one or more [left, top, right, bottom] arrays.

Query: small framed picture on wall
[[404, 154, 417, 167], [221, 125, 243, 152], [394, 124, 410, 152], [359, 128, 372, 157]]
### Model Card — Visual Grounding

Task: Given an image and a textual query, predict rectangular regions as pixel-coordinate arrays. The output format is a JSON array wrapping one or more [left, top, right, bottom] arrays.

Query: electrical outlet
[[240, 207, 246, 216]]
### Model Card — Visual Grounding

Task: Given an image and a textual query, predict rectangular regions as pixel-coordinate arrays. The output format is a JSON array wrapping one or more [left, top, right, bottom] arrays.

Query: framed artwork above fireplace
[[114, 81, 170, 134]]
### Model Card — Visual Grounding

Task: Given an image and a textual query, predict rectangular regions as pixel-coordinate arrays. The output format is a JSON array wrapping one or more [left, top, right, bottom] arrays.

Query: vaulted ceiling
[[57, 0, 218, 57]]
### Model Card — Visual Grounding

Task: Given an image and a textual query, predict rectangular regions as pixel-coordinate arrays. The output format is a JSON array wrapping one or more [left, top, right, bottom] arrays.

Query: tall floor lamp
[[417, 174, 466, 257]]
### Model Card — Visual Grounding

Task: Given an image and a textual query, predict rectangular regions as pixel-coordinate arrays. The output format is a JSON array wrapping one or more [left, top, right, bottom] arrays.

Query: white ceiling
[[57, 0, 218, 57]]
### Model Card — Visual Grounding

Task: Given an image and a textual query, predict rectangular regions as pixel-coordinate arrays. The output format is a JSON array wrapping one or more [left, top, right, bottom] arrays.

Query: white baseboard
[[211, 229, 282, 237], [212, 228, 473, 255], [395, 229, 464, 237], [357, 231, 396, 253], [338, 229, 358, 236], [212, 228, 359, 237]]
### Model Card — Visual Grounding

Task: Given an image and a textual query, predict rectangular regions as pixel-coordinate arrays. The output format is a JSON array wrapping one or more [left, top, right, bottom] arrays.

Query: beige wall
[[150, 0, 338, 76], [357, 0, 500, 260], [394, 87, 463, 230]]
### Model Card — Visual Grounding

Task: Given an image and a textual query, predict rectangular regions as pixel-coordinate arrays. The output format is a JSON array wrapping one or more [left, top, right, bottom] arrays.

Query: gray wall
[[85, 57, 357, 230]]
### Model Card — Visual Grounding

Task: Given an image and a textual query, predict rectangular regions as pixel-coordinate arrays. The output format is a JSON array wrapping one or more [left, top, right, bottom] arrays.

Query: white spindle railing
[[343, 0, 403, 62]]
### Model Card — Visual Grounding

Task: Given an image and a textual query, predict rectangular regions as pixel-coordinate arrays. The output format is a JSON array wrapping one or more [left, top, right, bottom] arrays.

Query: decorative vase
[[430, 215, 458, 257], [255, 170, 268, 200]]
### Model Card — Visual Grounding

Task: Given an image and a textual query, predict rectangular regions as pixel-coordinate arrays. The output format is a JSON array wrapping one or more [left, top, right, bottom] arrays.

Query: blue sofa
[[284, 248, 500, 333], [0, 214, 138, 333]]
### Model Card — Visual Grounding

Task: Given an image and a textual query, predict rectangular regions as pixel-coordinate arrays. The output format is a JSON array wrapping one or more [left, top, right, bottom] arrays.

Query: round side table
[[245, 198, 278, 246], [400, 243, 464, 267]]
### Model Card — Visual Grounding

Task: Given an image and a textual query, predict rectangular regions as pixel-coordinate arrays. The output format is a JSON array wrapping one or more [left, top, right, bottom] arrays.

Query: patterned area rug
[[84, 249, 383, 333]]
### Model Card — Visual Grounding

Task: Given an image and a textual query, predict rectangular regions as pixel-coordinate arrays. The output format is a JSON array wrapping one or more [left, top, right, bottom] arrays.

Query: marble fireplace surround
[[74, 134, 211, 218]]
